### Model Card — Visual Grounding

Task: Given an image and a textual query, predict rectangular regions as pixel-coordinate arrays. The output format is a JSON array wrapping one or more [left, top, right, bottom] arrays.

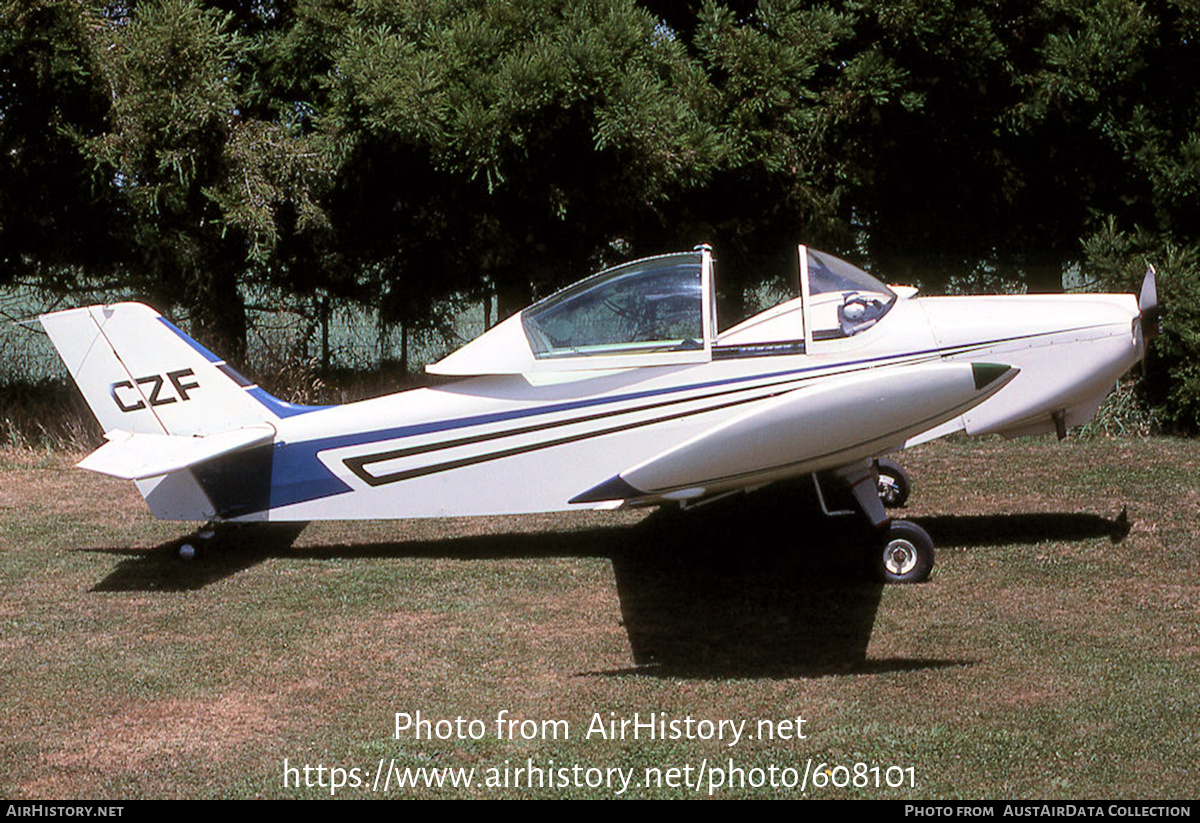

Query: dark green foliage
[[319, 0, 725, 323], [1082, 219, 1200, 432], [0, 0, 118, 282], [4, 0, 1200, 427], [76, 0, 332, 362]]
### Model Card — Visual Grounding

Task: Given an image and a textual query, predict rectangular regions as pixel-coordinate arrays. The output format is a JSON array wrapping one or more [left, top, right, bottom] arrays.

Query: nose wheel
[[876, 520, 934, 584]]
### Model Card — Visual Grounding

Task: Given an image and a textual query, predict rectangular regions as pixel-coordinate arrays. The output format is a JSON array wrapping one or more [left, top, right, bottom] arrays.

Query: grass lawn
[[1, 436, 1197, 799]]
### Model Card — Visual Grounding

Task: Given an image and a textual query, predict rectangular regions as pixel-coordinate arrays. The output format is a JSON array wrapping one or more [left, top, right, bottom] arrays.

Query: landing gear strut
[[177, 524, 217, 560], [814, 460, 934, 584], [172, 521, 308, 561]]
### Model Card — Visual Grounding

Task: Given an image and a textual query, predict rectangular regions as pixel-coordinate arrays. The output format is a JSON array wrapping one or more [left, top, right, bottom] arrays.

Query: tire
[[876, 519, 934, 584], [875, 457, 911, 508]]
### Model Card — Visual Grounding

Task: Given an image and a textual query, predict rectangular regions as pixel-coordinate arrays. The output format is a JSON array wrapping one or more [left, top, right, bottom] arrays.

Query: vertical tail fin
[[38, 302, 297, 437], [39, 302, 334, 520]]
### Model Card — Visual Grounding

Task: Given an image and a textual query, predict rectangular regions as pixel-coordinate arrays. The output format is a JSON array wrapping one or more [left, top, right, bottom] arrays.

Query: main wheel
[[177, 525, 216, 560], [875, 457, 911, 508], [876, 520, 934, 584]]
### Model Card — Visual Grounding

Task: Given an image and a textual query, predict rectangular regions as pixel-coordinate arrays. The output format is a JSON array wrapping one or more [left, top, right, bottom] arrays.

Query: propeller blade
[[1139, 264, 1160, 341], [1138, 265, 1160, 374]]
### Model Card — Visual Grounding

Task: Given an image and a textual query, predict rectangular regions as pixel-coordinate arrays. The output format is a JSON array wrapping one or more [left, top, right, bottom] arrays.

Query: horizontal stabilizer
[[78, 426, 276, 480]]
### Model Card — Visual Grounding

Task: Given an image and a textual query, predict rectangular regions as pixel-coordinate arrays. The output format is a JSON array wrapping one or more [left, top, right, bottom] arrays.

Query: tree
[[674, 0, 920, 316], [5, 0, 1200, 427], [835, 0, 1200, 293], [317, 0, 723, 326], [0, 0, 117, 286], [81, 0, 328, 362]]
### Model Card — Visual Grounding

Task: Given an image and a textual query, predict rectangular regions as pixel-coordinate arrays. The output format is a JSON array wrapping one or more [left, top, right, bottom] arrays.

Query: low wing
[[78, 425, 276, 480], [572, 361, 1016, 505]]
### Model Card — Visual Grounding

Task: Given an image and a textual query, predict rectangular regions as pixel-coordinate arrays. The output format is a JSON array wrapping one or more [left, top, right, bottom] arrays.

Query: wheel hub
[[883, 538, 918, 576], [878, 476, 900, 506]]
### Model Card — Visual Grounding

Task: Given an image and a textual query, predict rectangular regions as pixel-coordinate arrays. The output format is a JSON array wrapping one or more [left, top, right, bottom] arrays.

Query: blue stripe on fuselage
[[157, 316, 330, 418], [249, 325, 1101, 515], [257, 349, 942, 514]]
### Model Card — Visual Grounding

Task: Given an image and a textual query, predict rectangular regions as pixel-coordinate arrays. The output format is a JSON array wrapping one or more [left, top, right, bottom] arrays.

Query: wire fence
[[0, 284, 495, 387]]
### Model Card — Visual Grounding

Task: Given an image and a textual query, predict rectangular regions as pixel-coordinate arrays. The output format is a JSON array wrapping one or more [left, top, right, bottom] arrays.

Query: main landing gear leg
[[177, 523, 219, 560], [175, 520, 307, 560], [874, 457, 911, 508], [814, 461, 934, 584]]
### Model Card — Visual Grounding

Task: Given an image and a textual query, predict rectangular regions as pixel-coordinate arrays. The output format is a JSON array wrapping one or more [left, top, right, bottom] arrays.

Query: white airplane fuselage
[[39, 246, 1147, 527], [141, 293, 1141, 523]]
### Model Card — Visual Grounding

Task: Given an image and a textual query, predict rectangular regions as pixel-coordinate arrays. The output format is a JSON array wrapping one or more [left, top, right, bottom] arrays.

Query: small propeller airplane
[[38, 244, 1158, 582]]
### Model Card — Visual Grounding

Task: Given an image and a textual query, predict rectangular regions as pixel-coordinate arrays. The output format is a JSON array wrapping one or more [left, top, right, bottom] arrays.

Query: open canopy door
[[798, 244, 897, 349]]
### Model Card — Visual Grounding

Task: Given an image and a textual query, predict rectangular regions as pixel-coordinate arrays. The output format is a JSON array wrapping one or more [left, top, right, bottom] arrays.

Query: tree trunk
[[495, 276, 532, 322], [185, 264, 247, 368]]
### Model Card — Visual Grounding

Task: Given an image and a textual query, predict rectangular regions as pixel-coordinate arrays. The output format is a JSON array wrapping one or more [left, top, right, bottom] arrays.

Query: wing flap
[[78, 426, 276, 480]]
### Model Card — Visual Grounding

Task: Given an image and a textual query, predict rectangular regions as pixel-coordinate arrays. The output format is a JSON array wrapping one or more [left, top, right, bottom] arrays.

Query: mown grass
[[0, 437, 1197, 799]]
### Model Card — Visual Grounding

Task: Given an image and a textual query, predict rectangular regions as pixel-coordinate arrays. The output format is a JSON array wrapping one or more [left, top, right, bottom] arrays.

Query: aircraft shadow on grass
[[79, 485, 1130, 678]]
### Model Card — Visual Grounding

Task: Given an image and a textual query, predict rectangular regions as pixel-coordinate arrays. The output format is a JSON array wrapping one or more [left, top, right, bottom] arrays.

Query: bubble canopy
[[522, 252, 706, 358], [426, 245, 895, 375], [806, 248, 895, 302], [804, 247, 897, 339]]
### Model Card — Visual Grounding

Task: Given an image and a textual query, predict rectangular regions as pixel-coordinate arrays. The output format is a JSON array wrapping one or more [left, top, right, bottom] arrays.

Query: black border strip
[[329, 324, 1110, 495], [344, 381, 807, 487]]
